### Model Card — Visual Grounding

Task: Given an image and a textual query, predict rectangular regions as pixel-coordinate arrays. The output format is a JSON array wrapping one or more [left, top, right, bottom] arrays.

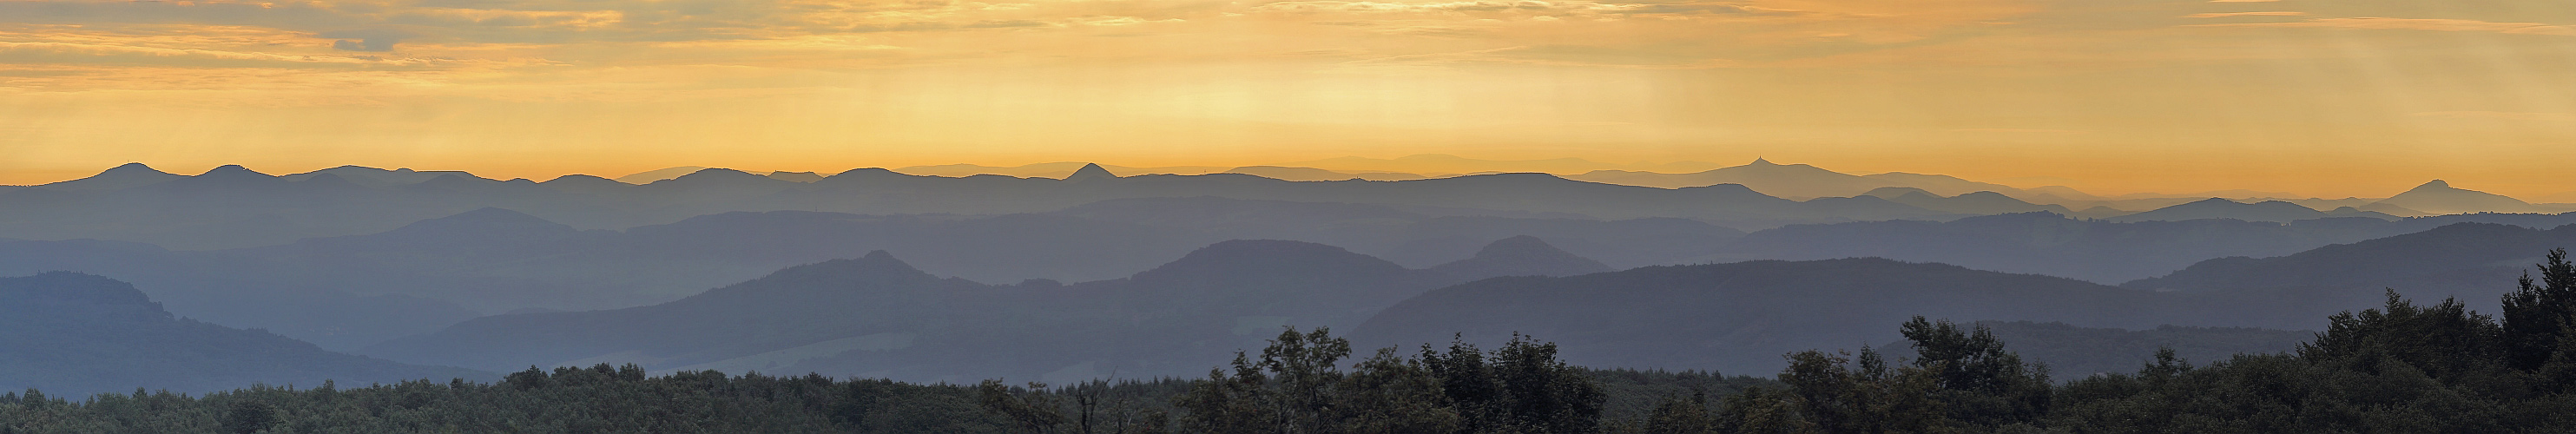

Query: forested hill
[[0, 273, 486, 397]]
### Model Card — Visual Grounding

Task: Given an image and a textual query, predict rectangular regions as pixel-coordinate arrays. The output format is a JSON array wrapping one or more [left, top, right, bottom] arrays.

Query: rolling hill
[[0, 272, 485, 397]]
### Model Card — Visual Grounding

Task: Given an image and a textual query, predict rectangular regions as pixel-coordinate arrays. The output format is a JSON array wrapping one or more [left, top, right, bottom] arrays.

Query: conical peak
[[1749, 158, 1776, 166], [1065, 163, 1118, 181], [2415, 180, 2453, 190]]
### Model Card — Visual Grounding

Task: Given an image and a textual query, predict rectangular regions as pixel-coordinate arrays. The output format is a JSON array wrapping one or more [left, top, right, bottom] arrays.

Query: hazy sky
[[2, 0, 2572, 197]]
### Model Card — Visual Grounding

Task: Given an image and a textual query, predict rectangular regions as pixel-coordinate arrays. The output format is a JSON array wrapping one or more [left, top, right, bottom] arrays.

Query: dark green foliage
[[221, 400, 277, 434], [0, 368, 1011, 433], [1624, 252, 2576, 433], [1175, 328, 1608, 433], [1900, 318, 2051, 428], [2300, 292, 2509, 381], [1887, 320, 2309, 379], [2505, 248, 2576, 371], [2039, 253, 2576, 433]]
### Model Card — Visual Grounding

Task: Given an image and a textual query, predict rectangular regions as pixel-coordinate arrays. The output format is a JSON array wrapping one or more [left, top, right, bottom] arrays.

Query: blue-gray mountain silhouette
[[2108, 198, 2395, 223], [2375, 180, 2545, 214], [1343, 258, 2227, 375], [2124, 222, 2576, 318], [0, 272, 483, 397], [1426, 235, 1614, 279], [1696, 212, 2576, 283], [34, 162, 182, 191], [0, 161, 1961, 250], [364, 238, 1614, 382]]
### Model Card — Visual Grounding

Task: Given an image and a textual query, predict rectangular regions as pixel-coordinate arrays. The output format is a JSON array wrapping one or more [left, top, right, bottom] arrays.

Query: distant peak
[[1432, 235, 1613, 278], [1749, 158, 1775, 166], [862, 250, 896, 261], [105, 162, 162, 174], [200, 164, 268, 176], [39, 162, 182, 190], [1475, 235, 1558, 256], [2415, 180, 2453, 190], [1065, 163, 1119, 181]]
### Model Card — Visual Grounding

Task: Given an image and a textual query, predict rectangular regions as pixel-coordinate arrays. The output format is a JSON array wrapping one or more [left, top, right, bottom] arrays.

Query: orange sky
[[2, 0, 2573, 198]]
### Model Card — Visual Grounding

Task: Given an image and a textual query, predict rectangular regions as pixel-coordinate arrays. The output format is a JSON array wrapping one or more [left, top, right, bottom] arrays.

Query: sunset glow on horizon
[[4, 0, 2573, 198]]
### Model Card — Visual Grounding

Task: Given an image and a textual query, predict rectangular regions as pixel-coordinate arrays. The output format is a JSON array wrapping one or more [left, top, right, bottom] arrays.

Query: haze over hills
[[29, 212, 2553, 387], [1344, 235, 2568, 376], [1563, 159, 2035, 200], [2105, 198, 2400, 223], [2123, 222, 2576, 315], [1341, 258, 2305, 375], [0, 198, 1752, 350], [3, 176, 2568, 353], [7, 157, 2576, 385], [0, 272, 484, 397], [2376, 180, 2552, 214], [366, 237, 1613, 383], [1696, 212, 2576, 283]]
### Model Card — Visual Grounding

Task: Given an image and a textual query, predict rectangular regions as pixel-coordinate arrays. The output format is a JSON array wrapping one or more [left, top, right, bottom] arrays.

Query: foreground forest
[[10, 250, 2576, 433]]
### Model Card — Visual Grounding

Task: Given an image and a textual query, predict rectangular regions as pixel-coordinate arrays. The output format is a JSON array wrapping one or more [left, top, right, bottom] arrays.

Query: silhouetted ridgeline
[[0, 162, 1946, 251]]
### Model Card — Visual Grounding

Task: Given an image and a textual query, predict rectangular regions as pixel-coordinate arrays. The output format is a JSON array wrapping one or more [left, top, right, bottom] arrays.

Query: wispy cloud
[[2195, 17, 2576, 36], [2413, 111, 2576, 122], [2183, 11, 2307, 18]]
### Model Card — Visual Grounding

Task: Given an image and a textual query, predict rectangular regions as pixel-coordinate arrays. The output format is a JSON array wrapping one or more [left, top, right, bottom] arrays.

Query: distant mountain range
[[3, 193, 2566, 353], [366, 237, 1612, 383], [0, 272, 484, 397], [356, 220, 2572, 381], [0, 161, 1955, 250], [9, 159, 2564, 252], [0, 198, 1747, 350], [14, 201, 2562, 387]]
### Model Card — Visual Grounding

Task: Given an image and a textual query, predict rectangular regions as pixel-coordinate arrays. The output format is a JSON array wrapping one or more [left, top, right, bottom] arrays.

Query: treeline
[[1628, 249, 2576, 433], [0, 330, 1763, 434], [14, 251, 2576, 433]]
